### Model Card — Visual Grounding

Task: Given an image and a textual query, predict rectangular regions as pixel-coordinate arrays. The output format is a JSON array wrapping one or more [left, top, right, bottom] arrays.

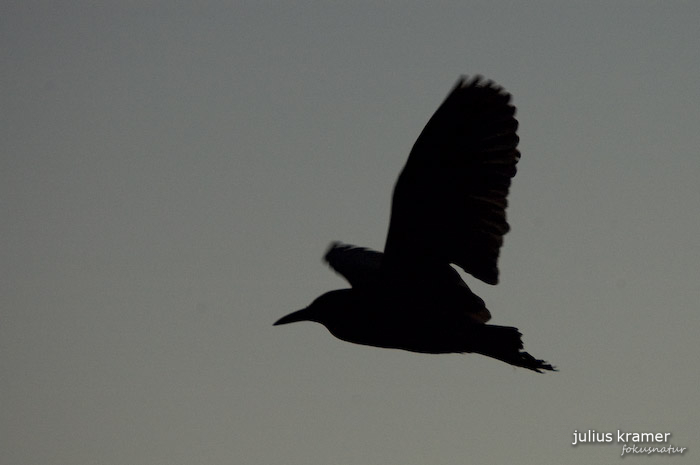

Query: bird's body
[[275, 76, 556, 372], [306, 291, 490, 354]]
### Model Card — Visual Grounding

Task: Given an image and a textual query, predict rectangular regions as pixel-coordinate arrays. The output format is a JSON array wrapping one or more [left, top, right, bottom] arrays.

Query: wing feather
[[324, 242, 382, 288], [384, 76, 520, 284]]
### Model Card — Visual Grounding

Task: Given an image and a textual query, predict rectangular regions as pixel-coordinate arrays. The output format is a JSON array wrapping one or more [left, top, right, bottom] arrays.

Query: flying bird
[[275, 76, 555, 372]]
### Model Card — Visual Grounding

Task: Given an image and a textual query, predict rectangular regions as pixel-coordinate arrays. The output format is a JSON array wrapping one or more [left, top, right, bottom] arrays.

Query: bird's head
[[274, 289, 356, 328]]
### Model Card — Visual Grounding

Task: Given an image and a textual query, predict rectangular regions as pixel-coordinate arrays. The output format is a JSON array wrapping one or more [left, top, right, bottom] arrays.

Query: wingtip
[[323, 241, 346, 262], [454, 74, 513, 101]]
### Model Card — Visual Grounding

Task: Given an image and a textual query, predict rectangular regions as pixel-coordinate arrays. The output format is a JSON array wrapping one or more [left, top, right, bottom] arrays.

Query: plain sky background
[[3, 2, 699, 464]]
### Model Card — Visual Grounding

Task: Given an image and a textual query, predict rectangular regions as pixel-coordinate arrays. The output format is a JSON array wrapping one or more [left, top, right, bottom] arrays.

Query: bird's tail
[[473, 324, 557, 373]]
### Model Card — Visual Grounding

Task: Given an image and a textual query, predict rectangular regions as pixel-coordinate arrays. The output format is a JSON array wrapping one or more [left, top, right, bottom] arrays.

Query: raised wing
[[384, 76, 520, 284], [324, 242, 382, 288]]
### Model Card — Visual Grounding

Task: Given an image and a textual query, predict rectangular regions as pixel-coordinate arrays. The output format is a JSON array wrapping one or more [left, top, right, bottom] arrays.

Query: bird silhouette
[[275, 76, 556, 372]]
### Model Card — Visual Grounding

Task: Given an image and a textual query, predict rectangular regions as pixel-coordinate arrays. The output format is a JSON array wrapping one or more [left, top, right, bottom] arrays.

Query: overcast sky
[[3, 2, 699, 464]]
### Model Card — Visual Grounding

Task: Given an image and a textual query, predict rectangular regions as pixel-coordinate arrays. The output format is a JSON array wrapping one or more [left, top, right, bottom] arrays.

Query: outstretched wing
[[384, 76, 520, 285], [324, 242, 382, 288]]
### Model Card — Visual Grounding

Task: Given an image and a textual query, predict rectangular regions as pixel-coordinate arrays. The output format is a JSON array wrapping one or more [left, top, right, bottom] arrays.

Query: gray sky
[[3, 2, 699, 464]]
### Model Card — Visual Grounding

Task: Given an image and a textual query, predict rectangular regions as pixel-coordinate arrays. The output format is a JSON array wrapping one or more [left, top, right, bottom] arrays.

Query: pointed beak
[[273, 308, 312, 326]]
